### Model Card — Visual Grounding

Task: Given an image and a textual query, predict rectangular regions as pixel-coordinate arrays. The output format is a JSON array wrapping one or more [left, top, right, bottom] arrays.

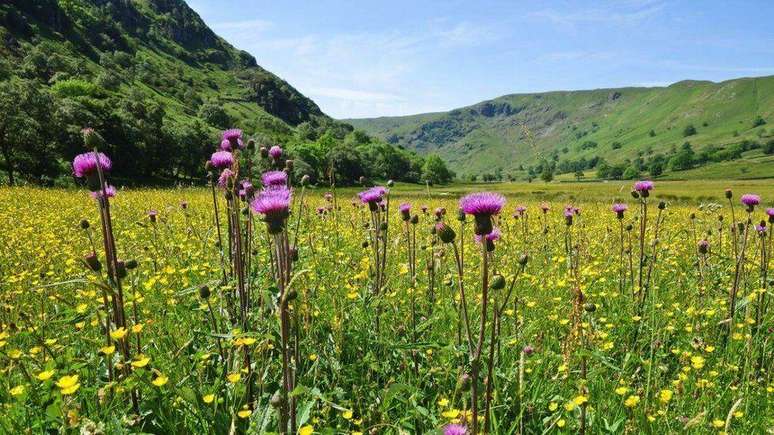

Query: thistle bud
[[260, 147, 268, 158], [410, 215, 419, 225], [518, 253, 529, 265], [522, 345, 534, 356], [380, 222, 388, 231], [300, 174, 310, 186], [435, 222, 456, 244], [725, 189, 732, 199], [362, 241, 369, 248], [284, 159, 294, 171], [387, 179, 394, 187], [116, 261, 127, 279], [630, 190, 640, 199], [84, 253, 101, 272], [697, 239, 709, 254], [79, 219, 90, 230], [584, 302, 596, 312], [290, 246, 299, 262], [125, 259, 138, 270], [204, 160, 213, 172], [246, 139, 255, 150], [198, 285, 210, 299], [490, 274, 505, 290], [658, 201, 666, 210], [81, 127, 105, 149], [457, 209, 466, 222], [358, 176, 366, 185]]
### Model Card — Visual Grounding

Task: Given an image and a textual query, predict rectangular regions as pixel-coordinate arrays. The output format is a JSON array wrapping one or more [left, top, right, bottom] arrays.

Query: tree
[[574, 170, 584, 181], [540, 165, 554, 183], [683, 124, 697, 137], [622, 166, 639, 180], [198, 102, 231, 129], [669, 142, 695, 171], [0, 79, 56, 185], [421, 154, 453, 184], [753, 116, 767, 128]]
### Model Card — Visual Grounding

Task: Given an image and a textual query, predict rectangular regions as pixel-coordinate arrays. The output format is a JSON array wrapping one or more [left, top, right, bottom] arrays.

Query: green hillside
[[0, 0, 450, 186], [346, 77, 774, 180]]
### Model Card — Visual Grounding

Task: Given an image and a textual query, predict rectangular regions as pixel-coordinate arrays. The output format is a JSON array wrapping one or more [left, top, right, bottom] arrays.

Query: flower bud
[[584, 302, 596, 312], [697, 239, 709, 254], [84, 253, 101, 272], [116, 261, 127, 279], [270, 391, 283, 408], [290, 247, 299, 262], [522, 345, 534, 356], [518, 253, 529, 265], [410, 215, 419, 225], [725, 189, 732, 199], [300, 174, 310, 186], [284, 159, 294, 171], [456, 209, 466, 222], [490, 274, 505, 290], [435, 222, 456, 244], [387, 179, 394, 187], [198, 285, 210, 299], [658, 201, 666, 210], [125, 259, 138, 270], [630, 190, 640, 199]]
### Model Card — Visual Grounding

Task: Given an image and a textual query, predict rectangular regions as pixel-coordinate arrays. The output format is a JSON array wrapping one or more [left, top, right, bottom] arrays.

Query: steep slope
[[347, 77, 774, 179], [0, 0, 331, 183]]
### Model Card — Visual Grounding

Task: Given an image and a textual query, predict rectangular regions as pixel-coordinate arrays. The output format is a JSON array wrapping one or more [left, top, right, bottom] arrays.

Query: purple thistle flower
[[217, 169, 233, 188], [421, 205, 428, 213], [324, 192, 333, 201], [89, 184, 116, 199], [239, 180, 255, 199], [767, 208, 774, 217], [269, 145, 283, 160], [316, 206, 325, 215], [73, 152, 112, 178], [435, 207, 446, 218], [210, 151, 234, 169], [261, 170, 288, 188], [563, 205, 575, 218], [358, 186, 388, 206], [474, 227, 501, 244], [460, 192, 505, 216], [460, 192, 505, 235], [633, 180, 654, 193], [147, 209, 158, 223], [399, 203, 411, 213], [443, 424, 467, 435], [522, 345, 534, 356], [250, 187, 291, 233], [222, 128, 242, 141], [516, 205, 527, 215], [221, 129, 244, 150], [612, 203, 627, 219], [180, 201, 188, 209], [757, 224, 767, 234], [540, 202, 550, 213], [740, 194, 760, 208], [698, 239, 710, 254]]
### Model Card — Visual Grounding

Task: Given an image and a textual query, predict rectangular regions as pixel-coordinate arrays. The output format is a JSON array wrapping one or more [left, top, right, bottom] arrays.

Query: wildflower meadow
[[2, 128, 774, 434]]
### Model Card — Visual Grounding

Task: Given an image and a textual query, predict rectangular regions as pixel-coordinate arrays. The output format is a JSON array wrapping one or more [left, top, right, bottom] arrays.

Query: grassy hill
[[346, 77, 774, 180], [0, 0, 339, 184]]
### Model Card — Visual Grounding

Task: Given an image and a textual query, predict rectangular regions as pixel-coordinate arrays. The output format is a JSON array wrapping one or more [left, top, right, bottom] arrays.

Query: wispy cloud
[[529, 2, 665, 27], [306, 87, 405, 103]]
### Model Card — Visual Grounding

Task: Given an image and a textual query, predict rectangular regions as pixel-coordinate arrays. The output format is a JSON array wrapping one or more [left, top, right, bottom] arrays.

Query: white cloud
[[307, 87, 405, 103]]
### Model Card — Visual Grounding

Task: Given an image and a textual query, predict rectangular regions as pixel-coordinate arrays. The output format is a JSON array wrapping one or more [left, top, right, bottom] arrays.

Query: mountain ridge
[[345, 75, 774, 180]]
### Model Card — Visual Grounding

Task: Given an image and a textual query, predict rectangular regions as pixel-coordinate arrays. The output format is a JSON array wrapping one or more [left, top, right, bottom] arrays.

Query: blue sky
[[188, 0, 774, 119]]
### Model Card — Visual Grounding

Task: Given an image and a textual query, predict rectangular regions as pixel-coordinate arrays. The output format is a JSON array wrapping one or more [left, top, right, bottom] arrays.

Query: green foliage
[[421, 154, 453, 184], [683, 124, 697, 137], [0, 0, 437, 186]]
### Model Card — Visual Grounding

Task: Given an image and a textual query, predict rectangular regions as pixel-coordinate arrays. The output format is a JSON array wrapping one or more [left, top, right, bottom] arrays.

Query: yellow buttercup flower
[[100, 345, 116, 355], [152, 374, 169, 387], [110, 327, 128, 340], [227, 372, 241, 383], [624, 395, 640, 408], [131, 355, 151, 368], [299, 425, 314, 435], [37, 369, 55, 381], [56, 375, 81, 395], [10, 385, 25, 396], [203, 394, 216, 404]]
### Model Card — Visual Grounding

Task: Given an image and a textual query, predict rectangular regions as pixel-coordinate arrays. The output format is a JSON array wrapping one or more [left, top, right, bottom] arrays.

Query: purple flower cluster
[[89, 184, 116, 199], [210, 151, 234, 169], [261, 170, 288, 188], [459, 192, 505, 216], [250, 186, 292, 233], [220, 129, 244, 151], [269, 145, 283, 160], [740, 194, 760, 207], [358, 186, 388, 204], [218, 169, 234, 188], [474, 227, 501, 244], [633, 180, 654, 193], [443, 424, 467, 435], [73, 152, 112, 178]]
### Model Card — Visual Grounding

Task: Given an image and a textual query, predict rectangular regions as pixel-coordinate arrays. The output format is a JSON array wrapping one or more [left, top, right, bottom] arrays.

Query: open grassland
[[1, 181, 773, 433]]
